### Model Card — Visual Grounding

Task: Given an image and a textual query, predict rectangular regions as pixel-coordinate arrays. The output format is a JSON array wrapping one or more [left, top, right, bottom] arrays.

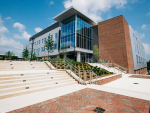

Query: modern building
[[23, 6, 147, 74]]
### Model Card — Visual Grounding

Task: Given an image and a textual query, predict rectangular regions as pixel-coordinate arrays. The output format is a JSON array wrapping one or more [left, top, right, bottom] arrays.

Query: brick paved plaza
[[8, 88, 150, 113]]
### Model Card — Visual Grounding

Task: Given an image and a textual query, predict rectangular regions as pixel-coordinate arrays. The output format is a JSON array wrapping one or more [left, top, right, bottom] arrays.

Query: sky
[[0, 0, 150, 60]]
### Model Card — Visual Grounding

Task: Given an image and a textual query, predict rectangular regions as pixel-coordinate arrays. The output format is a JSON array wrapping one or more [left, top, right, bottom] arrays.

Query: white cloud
[[131, 0, 138, 3], [63, 0, 127, 22], [135, 31, 145, 39], [142, 43, 150, 55], [146, 12, 150, 16], [13, 22, 31, 40], [0, 16, 23, 57], [35, 27, 42, 33], [49, 1, 54, 5], [141, 24, 147, 30], [13, 22, 26, 32], [5, 17, 11, 20], [14, 31, 31, 40], [0, 26, 9, 33]]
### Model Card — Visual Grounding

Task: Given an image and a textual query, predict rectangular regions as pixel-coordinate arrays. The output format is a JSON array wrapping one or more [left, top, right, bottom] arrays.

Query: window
[[41, 47, 43, 52], [42, 39, 43, 43], [51, 35, 53, 39], [37, 41, 38, 45], [39, 40, 40, 44], [136, 55, 138, 63], [54, 44, 57, 49], [43, 47, 45, 51], [44, 38, 46, 42], [35, 42, 36, 46], [55, 33, 57, 38]]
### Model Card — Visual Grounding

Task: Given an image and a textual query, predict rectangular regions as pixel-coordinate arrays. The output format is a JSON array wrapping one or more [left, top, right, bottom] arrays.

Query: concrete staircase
[[0, 61, 50, 71], [89, 63, 127, 74], [0, 70, 78, 99]]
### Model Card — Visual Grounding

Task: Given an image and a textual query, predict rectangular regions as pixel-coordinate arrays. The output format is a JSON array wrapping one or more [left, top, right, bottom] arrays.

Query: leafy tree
[[44, 34, 54, 59], [0, 57, 2, 60], [32, 53, 37, 60], [93, 44, 100, 62], [5, 51, 15, 60], [22, 47, 30, 60], [59, 43, 67, 58]]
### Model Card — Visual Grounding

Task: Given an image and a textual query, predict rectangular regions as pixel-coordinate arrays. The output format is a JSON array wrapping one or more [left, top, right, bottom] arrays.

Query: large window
[[61, 15, 75, 48], [76, 15, 93, 50]]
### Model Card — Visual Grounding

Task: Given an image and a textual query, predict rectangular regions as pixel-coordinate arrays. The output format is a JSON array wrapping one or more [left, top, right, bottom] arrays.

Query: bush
[[110, 72, 113, 74], [82, 73, 84, 75], [93, 75, 95, 77], [40, 59, 44, 62], [67, 66, 70, 69], [82, 77, 84, 79], [87, 75, 90, 78], [147, 72, 150, 75], [76, 74, 79, 76], [57, 67, 60, 69], [61, 66, 64, 69], [87, 73, 89, 75]]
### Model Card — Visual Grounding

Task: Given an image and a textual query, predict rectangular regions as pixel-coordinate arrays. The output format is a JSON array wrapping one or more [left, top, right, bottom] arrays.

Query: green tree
[[32, 53, 37, 60], [93, 44, 100, 62], [22, 47, 30, 60], [147, 60, 150, 71], [59, 43, 67, 58], [44, 34, 54, 59], [5, 51, 15, 60]]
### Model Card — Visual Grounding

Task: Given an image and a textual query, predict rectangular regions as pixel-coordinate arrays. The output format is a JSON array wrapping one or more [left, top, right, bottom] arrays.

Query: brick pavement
[[8, 88, 150, 113]]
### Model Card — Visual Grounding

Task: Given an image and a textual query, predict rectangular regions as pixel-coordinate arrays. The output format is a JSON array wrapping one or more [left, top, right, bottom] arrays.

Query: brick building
[[23, 6, 147, 74]]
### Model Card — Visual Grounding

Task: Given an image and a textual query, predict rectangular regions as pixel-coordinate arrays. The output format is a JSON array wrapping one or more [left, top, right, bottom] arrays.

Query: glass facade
[[61, 15, 75, 48], [77, 15, 93, 50]]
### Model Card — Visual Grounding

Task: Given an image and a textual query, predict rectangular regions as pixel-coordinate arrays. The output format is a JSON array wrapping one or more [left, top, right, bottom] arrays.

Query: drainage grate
[[26, 87, 29, 89], [51, 77, 53, 79], [11, 67, 13, 69], [20, 74, 24, 76], [10, 64, 13, 65], [31, 64, 32, 65], [56, 82, 58, 84], [133, 83, 138, 84], [93, 107, 105, 113], [33, 67, 34, 68], [47, 72, 49, 74], [23, 80, 26, 82]]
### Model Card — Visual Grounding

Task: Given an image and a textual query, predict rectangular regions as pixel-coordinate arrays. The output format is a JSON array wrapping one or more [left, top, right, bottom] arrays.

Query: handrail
[[87, 58, 127, 73], [49, 59, 98, 85]]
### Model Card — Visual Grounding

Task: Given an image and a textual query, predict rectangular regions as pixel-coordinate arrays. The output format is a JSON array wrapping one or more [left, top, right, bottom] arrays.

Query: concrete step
[[0, 77, 73, 89], [0, 79, 76, 94], [0, 73, 69, 81], [0, 81, 77, 99]]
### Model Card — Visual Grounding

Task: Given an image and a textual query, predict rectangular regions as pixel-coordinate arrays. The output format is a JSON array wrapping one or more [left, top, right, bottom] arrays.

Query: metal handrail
[[49, 59, 98, 85]]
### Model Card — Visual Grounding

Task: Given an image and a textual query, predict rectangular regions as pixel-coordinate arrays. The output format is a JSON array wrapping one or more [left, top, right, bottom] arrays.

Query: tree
[[22, 47, 30, 60], [5, 51, 15, 60], [93, 44, 100, 62], [44, 34, 54, 59], [147, 60, 150, 71], [59, 43, 67, 58], [32, 53, 37, 60]]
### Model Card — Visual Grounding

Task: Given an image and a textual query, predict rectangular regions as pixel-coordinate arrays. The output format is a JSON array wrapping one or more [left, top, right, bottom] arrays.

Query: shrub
[[87, 73, 89, 75], [76, 74, 79, 76], [61, 66, 64, 69], [82, 77, 84, 79], [147, 72, 150, 75], [67, 66, 70, 69], [87, 75, 90, 78], [57, 67, 60, 69], [93, 75, 95, 77], [40, 59, 44, 62], [110, 72, 113, 74], [82, 73, 84, 75]]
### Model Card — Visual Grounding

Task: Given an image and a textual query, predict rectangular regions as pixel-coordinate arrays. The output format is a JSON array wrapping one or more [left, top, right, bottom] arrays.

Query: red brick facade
[[98, 15, 134, 73]]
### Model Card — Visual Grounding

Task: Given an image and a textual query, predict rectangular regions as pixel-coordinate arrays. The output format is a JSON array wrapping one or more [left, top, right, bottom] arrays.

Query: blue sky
[[0, 0, 150, 60]]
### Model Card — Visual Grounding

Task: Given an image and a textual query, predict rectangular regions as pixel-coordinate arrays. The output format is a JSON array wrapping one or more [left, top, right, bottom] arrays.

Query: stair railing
[[49, 59, 98, 85]]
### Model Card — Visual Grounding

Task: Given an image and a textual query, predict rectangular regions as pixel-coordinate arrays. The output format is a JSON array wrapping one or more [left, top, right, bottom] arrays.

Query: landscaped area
[[50, 58, 113, 81]]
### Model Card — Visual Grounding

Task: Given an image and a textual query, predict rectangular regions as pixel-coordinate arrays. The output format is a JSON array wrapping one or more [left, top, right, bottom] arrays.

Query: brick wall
[[98, 15, 134, 73]]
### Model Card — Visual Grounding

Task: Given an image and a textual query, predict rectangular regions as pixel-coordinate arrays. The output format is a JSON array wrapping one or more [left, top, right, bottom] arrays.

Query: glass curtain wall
[[61, 15, 75, 48], [77, 15, 93, 50]]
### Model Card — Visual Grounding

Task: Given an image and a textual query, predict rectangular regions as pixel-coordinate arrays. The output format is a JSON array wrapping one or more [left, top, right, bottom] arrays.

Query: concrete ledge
[[93, 74, 122, 85]]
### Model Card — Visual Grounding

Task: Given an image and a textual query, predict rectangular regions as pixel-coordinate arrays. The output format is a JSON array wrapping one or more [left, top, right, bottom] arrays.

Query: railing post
[[70, 64, 71, 75], [79, 69, 80, 84], [56, 61, 57, 69], [90, 71, 91, 85], [84, 70, 86, 85]]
